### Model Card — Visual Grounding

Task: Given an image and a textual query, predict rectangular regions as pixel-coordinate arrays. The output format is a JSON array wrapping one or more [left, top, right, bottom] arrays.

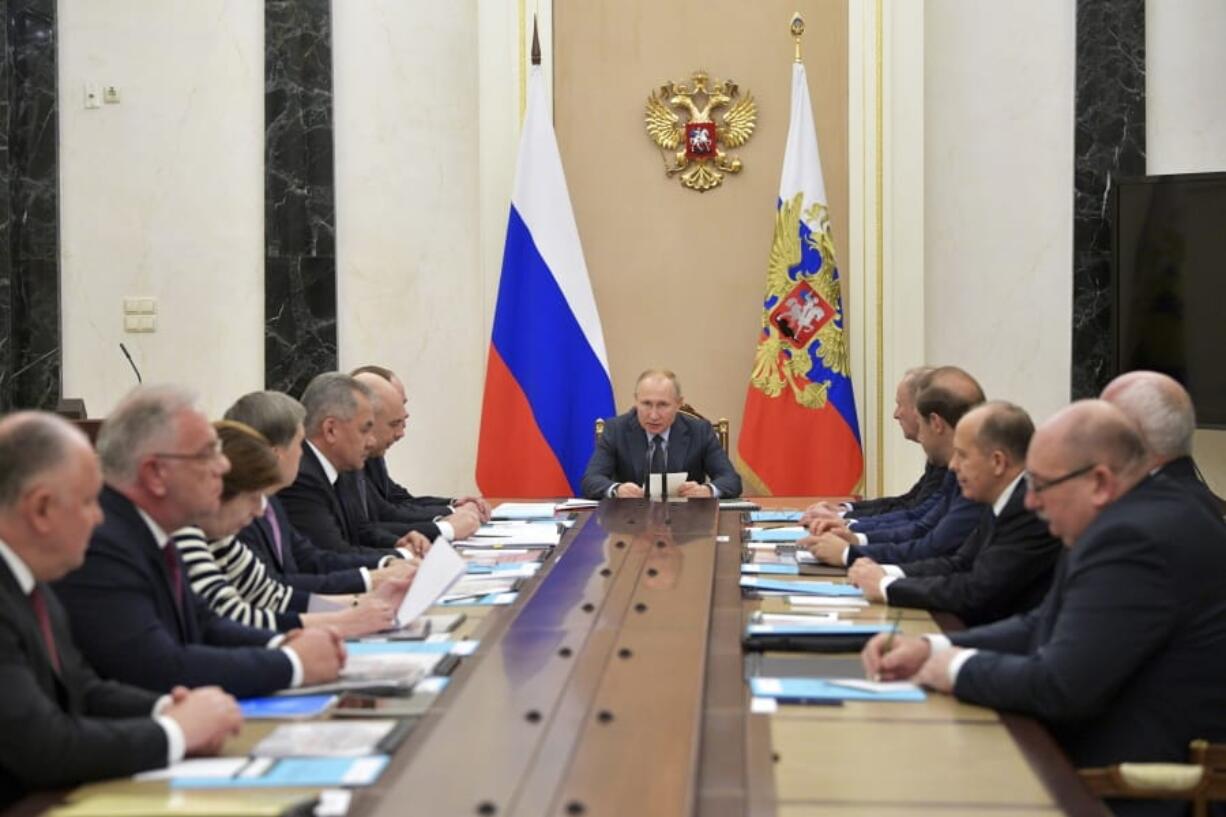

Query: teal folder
[[739, 577, 864, 596], [750, 677, 925, 703], [238, 694, 336, 720], [172, 756, 390, 788]]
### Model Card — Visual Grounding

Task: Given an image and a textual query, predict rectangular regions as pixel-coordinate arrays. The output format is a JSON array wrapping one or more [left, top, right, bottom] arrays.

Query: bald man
[[1101, 369, 1225, 517], [0, 413, 241, 807], [862, 401, 1226, 784]]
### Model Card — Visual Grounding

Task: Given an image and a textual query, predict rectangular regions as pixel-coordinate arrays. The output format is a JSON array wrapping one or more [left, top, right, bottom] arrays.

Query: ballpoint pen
[[872, 608, 904, 682]]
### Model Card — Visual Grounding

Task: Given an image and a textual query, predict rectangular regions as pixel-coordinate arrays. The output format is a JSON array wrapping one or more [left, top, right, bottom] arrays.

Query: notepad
[[238, 694, 336, 720], [491, 502, 558, 519], [252, 720, 402, 758], [740, 576, 864, 596], [749, 510, 804, 522], [745, 526, 808, 542], [750, 677, 925, 703]]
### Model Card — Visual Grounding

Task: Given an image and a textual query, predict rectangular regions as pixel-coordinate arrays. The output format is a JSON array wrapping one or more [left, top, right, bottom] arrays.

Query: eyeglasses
[[151, 439, 224, 463], [1024, 464, 1096, 495]]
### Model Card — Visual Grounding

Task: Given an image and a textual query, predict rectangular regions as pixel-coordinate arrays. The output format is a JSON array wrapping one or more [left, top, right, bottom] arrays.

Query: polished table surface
[[8, 498, 1109, 817]]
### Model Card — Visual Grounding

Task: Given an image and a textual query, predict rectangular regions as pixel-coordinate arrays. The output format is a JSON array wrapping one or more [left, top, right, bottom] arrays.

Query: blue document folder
[[238, 694, 336, 720], [745, 623, 893, 637], [745, 526, 807, 542], [740, 563, 800, 575], [172, 756, 389, 789], [750, 677, 926, 703], [740, 577, 864, 596], [748, 510, 804, 522]]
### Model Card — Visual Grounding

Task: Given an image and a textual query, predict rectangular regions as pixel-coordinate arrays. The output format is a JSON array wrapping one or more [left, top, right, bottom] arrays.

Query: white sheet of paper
[[491, 502, 557, 518], [134, 757, 249, 781], [824, 679, 922, 694], [787, 595, 870, 608], [646, 471, 689, 498], [396, 537, 466, 626]]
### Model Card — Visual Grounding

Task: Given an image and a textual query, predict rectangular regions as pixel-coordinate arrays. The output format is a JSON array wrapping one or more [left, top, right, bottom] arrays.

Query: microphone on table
[[119, 343, 143, 384]]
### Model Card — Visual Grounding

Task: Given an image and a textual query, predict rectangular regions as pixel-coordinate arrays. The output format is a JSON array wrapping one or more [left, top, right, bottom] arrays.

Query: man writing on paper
[[0, 412, 241, 807], [861, 400, 1226, 786], [580, 369, 742, 500]]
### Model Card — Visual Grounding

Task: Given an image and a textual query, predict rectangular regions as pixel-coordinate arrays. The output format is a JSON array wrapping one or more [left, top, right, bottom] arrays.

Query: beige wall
[[554, 2, 849, 447]]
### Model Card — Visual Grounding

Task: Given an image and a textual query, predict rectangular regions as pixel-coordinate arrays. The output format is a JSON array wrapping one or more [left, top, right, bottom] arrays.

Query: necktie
[[29, 586, 62, 674], [650, 435, 667, 476], [162, 542, 184, 614], [264, 504, 284, 563]]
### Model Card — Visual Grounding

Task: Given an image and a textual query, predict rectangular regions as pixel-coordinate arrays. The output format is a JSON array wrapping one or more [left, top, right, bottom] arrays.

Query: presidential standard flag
[[737, 59, 863, 495], [476, 64, 615, 497]]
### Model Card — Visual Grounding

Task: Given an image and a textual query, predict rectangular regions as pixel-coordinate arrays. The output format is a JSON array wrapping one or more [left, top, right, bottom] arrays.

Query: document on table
[[646, 472, 689, 498], [745, 622, 893, 637], [396, 536, 466, 626], [787, 595, 870, 609], [750, 677, 925, 703], [252, 719, 403, 758], [745, 526, 808, 543], [749, 510, 804, 522], [491, 502, 558, 519], [169, 756, 390, 788], [740, 576, 864, 596]]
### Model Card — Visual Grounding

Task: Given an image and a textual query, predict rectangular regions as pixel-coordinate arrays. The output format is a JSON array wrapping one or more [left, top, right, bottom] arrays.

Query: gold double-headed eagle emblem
[[644, 71, 757, 192]]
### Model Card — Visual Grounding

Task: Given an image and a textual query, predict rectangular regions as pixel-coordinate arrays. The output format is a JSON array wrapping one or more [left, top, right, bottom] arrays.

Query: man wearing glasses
[[861, 400, 1226, 778], [54, 385, 345, 698]]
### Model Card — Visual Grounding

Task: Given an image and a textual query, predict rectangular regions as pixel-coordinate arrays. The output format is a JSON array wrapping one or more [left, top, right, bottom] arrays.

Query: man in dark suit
[[350, 369, 482, 545], [863, 401, 1226, 805], [225, 389, 419, 595], [277, 372, 454, 556], [803, 366, 942, 522], [54, 386, 344, 698], [1102, 369, 1226, 518], [0, 412, 241, 807], [805, 366, 986, 567], [847, 401, 1062, 625], [580, 369, 742, 499], [352, 366, 490, 525]]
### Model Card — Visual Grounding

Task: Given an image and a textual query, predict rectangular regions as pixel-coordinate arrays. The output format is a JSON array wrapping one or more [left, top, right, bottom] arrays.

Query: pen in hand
[[872, 608, 904, 682]]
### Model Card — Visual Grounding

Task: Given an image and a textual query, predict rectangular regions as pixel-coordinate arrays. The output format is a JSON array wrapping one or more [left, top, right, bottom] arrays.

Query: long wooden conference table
[[10, 498, 1109, 817]]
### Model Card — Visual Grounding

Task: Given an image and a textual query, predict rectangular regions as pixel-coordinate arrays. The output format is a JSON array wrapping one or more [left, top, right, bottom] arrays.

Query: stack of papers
[[458, 522, 561, 548], [490, 502, 558, 520], [252, 720, 404, 758], [750, 677, 925, 704], [556, 498, 599, 511]]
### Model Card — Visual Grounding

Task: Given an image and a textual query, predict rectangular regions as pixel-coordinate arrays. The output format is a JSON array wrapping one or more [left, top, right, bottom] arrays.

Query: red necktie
[[29, 586, 62, 674], [162, 543, 184, 614]]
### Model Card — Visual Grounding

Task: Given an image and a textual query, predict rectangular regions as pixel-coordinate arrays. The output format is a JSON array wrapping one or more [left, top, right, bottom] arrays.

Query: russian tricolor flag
[[476, 63, 615, 497]]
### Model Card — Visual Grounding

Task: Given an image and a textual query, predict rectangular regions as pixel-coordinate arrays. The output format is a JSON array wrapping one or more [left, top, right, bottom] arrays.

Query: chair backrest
[[593, 405, 730, 454], [1078, 739, 1226, 817]]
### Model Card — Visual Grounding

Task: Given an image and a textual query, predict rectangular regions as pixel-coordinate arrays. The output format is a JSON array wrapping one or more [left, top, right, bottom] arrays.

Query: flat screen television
[[1111, 171, 1226, 428]]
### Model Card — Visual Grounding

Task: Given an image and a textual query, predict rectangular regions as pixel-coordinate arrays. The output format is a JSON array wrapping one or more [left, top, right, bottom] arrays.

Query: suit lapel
[[668, 418, 691, 475], [0, 567, 70, 706], [623, 412, 649, 485], [102, 486, 190, 642]]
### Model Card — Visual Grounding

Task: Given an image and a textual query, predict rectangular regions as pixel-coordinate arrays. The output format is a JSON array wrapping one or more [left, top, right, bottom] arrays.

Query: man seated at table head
[[580, 368, 742, 500], [1101, 369, 1225, 517], [53, 385, 344, 699], [0, 411, 243, 807], [861, 400, 1226, 781]]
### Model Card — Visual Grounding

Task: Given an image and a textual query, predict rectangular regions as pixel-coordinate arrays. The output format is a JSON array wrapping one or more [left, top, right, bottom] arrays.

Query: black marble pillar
[[0, 0, 59, 412], [1072, 0, 1146, 398], [265, 0, 337, 398]]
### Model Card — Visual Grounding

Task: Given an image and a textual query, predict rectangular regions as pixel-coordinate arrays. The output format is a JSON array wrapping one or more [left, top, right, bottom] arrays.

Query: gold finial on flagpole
[[531, 14, 541, 66], [791, 12, 805, 63]]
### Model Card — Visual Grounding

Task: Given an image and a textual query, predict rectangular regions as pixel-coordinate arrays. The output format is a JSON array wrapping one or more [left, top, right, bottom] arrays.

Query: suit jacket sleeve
[[0, 587, 168, 792], [54, 528, 294, 698], [887, 513, 1061, 622], [852, 494, 984, 565], [580, 419, 621, 499], [952, 529, 1174, 722], [849, 484, 945, 533]]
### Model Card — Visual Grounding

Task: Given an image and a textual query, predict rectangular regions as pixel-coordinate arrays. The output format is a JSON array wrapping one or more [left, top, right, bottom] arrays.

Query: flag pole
[[791, 12, 804, 63], [531, 15, 541, 66]]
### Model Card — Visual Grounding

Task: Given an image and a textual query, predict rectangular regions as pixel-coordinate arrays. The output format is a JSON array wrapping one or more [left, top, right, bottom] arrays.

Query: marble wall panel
[[265, 0, 336, 398], [0, 0, 58, 411], [1072, 0, 1146, 398]]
